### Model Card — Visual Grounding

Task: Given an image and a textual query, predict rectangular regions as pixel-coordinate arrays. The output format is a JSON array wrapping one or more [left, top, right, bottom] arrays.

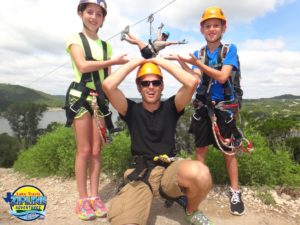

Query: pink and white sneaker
[[75, 198, 96, 220], [89, 196, 107, 218]]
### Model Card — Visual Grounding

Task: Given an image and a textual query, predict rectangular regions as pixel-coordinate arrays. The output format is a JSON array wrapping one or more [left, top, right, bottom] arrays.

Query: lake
[[0, 108, 119, 136]]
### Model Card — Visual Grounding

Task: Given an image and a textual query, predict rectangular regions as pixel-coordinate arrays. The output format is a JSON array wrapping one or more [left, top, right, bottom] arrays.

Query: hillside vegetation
[[242, 96, 300, 118], [0, 83, 64, 112]]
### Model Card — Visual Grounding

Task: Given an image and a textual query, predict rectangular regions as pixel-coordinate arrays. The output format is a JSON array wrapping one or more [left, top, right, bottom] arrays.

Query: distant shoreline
[[47, 107, 64, 112]]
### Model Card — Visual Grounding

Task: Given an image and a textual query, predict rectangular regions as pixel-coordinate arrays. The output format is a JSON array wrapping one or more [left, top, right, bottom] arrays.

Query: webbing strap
[[196, 44, 232, 102], [127, 155, 170, 193], [127, 157, 155, 192], [79, 33, 114, 130], [64, 82, 93, 127], [148, 39, 157, 54], [159, 186, 187, 209]]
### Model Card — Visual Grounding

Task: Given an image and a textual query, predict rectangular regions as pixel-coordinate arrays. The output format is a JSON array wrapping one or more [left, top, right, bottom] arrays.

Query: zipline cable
[[25, 0, 177, 87]]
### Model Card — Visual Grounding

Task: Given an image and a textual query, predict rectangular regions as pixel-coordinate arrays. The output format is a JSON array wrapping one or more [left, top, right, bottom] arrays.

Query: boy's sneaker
[[75, 198, 96, 220], [228, 187, 245, 215], [89, 196, 107, 218], [184, 210, 214, 225]]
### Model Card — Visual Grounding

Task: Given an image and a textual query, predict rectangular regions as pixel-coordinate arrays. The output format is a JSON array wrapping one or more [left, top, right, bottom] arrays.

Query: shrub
[[13, 126, 131, 179], [237, 130, 300, 186], [13, 125, 300, 187], [205, 128, 300, 186], [14, 126, 75, 177], [101, 131, 131, 178]]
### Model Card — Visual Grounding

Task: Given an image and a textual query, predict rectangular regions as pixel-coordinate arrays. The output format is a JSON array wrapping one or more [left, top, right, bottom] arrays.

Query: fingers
[[164, 54, 178, 60], [178, 54, 187, 62], [189, 53, 197, 60]]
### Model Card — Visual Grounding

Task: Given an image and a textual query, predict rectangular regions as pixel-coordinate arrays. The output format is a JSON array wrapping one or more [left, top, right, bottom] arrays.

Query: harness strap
[[126, 155, 171, 193], [64, 32, 115, 130], [64, 82, 93, 127], [159, 186, 187, 209], [127, 156, 155, 192], [80, 33, 115, 131], [196, 44, 223, 103], [148, 40, 158, 55], [196, 44, 234, 103]]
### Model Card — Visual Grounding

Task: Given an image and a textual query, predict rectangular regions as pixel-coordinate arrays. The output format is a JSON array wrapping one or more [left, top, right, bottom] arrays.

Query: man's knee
[[179, 160, 211, 183]]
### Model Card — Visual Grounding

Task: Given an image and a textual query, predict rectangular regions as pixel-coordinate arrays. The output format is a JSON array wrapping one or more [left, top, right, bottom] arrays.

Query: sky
[[0, 0, 299, 99]]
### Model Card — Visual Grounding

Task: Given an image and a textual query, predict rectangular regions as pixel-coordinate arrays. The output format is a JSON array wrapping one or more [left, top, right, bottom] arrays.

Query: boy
[[168, 6, 245, 216]]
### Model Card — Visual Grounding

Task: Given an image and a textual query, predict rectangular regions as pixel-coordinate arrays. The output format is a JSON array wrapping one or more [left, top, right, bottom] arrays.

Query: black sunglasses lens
[[140, 80, 162, 87], [152, 80, 162, 86], [140, 81, 150, 87]]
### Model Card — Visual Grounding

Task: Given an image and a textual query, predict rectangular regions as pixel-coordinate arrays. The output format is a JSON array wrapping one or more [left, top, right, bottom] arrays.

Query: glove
[[158, 22, 164, 29], [178, 39, 188, 44]]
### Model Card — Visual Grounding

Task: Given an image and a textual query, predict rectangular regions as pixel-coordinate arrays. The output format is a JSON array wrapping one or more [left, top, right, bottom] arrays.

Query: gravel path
[[0, 168, 299, 225]]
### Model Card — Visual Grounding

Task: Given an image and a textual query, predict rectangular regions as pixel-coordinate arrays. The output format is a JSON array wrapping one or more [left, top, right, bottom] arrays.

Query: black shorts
[[141, 46, 155, 59], [189, 107, 239, 149]]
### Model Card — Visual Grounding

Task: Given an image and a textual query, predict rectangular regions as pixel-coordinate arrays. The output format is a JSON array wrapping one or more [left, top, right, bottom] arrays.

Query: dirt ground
[[0, 168, 299, 225]]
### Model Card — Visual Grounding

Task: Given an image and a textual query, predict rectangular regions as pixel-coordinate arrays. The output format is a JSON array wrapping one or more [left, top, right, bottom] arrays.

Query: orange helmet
[[200, 6, 226, 26], [136, 62, 162, 80]]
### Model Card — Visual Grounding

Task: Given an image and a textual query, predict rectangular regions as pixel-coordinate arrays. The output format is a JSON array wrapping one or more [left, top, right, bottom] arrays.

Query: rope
[[26, 61, 70, 88], [22, 0, 177, 88], [105, 0, 176, 41], [91, 94, 108, 145]]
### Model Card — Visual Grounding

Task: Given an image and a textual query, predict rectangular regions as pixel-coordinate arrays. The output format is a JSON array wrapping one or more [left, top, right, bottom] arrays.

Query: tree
[[0, 133, 21, 167], [4, 102, 47, 148], [285, 137, 300, 163], [256, 118, 297, 151], [175, 104, 194, 153]]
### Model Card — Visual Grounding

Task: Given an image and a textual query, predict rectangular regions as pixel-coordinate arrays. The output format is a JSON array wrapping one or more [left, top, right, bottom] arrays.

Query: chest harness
[[194, 44, 253, 155], [64, 33, 117, 138]]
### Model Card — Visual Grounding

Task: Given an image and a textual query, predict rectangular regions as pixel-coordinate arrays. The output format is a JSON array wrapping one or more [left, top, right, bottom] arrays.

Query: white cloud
[[239, 43, 300, 98], [241, 38, 286, 51], [0, 0, 299, 99]]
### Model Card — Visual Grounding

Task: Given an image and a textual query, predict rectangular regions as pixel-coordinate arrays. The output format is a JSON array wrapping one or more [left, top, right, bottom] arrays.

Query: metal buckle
[[102, 110, 112, 118], [69, 104, 79, 113], [193, 112, 201, 121]]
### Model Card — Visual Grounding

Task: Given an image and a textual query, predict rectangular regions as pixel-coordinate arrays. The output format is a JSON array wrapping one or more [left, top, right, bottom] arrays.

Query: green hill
[[270, 94, 300, 100], [242, 97, 300, 119], [0, 84, 64, 112]]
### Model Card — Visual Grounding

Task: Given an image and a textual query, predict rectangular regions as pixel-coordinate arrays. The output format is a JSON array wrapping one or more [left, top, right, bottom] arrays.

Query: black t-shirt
[[120, 96, 184, 159]]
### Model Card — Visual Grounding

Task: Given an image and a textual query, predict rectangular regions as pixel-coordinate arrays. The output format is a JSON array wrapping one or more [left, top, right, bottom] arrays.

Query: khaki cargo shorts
[[107, 160, 185, 225]]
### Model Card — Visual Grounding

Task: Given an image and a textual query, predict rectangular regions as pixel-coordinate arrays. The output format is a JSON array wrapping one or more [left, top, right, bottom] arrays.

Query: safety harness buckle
[[69, 103, 80, 113]]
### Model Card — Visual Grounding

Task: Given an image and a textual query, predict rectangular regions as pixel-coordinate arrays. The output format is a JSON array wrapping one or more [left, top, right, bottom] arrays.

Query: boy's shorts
[[107, 160, 184, 225], [190, 107, 235, 149]]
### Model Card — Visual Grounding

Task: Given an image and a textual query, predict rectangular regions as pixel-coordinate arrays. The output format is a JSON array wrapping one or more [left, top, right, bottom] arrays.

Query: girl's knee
[[91, 146, 101, 158], [77, 147, 92, 160]]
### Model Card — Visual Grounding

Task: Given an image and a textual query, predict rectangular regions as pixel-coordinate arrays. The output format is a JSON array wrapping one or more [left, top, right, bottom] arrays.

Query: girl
[[65, 0, 128, 220]]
